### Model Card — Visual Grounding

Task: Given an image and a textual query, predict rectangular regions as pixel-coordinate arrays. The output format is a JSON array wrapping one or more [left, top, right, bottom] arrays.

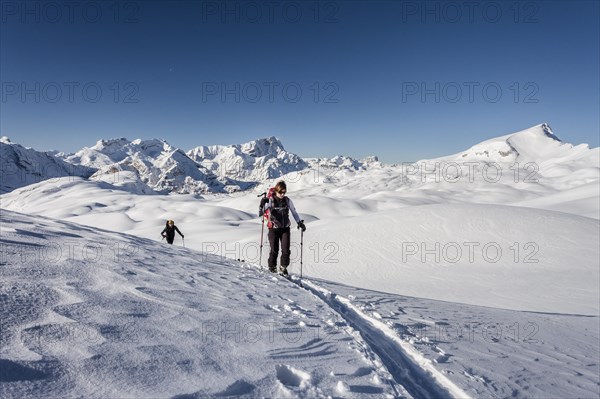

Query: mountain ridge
[[2, 123, 596, 195]]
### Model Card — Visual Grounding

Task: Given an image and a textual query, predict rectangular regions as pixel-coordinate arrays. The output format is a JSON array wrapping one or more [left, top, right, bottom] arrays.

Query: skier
[[161, 220, 184, 245], [259, 181, 306, 275]]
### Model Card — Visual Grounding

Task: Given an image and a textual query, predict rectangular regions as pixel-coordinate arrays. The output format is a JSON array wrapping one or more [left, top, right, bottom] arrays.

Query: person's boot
[[268, 265, 277, 273], [279, 266, 289, 276]]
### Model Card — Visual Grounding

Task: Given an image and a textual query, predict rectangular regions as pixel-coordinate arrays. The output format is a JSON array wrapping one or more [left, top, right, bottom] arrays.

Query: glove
[[259, 197, 268, 217], [181, 235, 185, 239], [297, 220, 306, 232], [161, 233, 166, 238]]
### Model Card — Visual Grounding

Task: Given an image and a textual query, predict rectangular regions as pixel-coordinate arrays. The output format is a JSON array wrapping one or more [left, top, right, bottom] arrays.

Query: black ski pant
[[268, 227, 290, 271]]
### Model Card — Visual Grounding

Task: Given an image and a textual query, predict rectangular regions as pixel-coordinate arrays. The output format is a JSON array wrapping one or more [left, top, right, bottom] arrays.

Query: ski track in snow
[[276, 273, 471, 399], [242, 260, 600, 399], [1, 210, 405, 398], [291, 278, 600, 399], [301, 280, 470, 399]]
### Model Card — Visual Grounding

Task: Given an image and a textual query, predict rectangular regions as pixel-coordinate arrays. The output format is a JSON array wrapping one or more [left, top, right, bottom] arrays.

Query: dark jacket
[[162, 224, 183, 241], [267, 196, 301, 229]]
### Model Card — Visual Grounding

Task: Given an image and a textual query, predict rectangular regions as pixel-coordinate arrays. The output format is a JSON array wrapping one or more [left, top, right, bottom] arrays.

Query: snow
[[310, 279, 599, 398], [0, 210, 399, 398], [1, 123, 599, 398], [186, 136, 309, 183], [0, 139, 95, 194], [48, 136, 309, 194]]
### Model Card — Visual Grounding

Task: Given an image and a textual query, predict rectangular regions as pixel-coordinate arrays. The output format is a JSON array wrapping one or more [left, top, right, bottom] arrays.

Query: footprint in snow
[[213, 379, 256, 396], [275, 364, 311, 388], [435, 353, 452, 363], [351, 366, 375, 377]]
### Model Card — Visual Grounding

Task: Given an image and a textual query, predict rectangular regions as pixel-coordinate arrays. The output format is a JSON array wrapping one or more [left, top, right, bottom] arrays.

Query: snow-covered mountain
[[394, 123, 600, 217], [10, 123, 594, 198], [53, 136, 309, 194], [62, 137, 132, 167], [0, 136, 95, 194], [3, 123, 599, 217], [58, 138, 241, 194], [186, 136, 308, 181], [430, 123, 590, 165], [306, 155, 383, 170], [4, 135, 384, 195], [3, 123, 598, 213]]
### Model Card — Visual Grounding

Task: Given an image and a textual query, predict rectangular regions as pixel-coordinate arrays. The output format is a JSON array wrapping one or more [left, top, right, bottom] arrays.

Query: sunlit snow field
[[1, 124, 598, 398]]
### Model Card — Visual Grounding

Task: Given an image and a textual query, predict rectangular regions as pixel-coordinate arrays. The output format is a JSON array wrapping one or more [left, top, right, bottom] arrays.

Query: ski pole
[[258, 192, 267, 267], [259, 216, 265, 267], [182, 237, 185, 248], [300, 229, 304, 283]]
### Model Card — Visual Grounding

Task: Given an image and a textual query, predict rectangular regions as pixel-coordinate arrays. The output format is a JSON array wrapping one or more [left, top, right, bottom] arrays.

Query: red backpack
[[262, 187, 277, 228]]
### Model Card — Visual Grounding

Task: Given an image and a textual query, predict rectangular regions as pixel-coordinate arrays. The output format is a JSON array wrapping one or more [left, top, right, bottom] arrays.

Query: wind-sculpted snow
[[3, 178, 598, 316], [0, 210, 400, 398], [294, 203, 600, 315], [1, 210, 597, 398], [2, 125, 599, 313]]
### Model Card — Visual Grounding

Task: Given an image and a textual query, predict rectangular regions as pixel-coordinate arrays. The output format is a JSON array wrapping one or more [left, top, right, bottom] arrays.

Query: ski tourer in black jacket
[[161, 221, 184, 244], [261, 190, 305, 274]]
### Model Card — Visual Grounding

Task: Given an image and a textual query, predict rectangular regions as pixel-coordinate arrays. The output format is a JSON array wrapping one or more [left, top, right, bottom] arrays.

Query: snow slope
[[1, 123, 599, 398], [2, 124, 599, 315], [280, 203, 600, 315], [1, 210, 598, 398], [2, 177, 598, 316], [309, 278, 599, 399], [0, 210, 403, 398]]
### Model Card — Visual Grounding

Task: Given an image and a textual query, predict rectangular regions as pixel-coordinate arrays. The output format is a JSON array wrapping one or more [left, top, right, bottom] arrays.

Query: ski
[[279, 272, 303, 287]]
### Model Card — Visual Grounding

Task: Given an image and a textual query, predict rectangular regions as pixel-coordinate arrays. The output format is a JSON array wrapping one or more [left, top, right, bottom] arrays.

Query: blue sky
[[1, 0, 598, 163]]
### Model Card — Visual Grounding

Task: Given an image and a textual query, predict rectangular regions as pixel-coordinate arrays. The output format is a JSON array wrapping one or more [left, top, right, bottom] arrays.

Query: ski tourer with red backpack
[[258, 181, 306, 276]]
